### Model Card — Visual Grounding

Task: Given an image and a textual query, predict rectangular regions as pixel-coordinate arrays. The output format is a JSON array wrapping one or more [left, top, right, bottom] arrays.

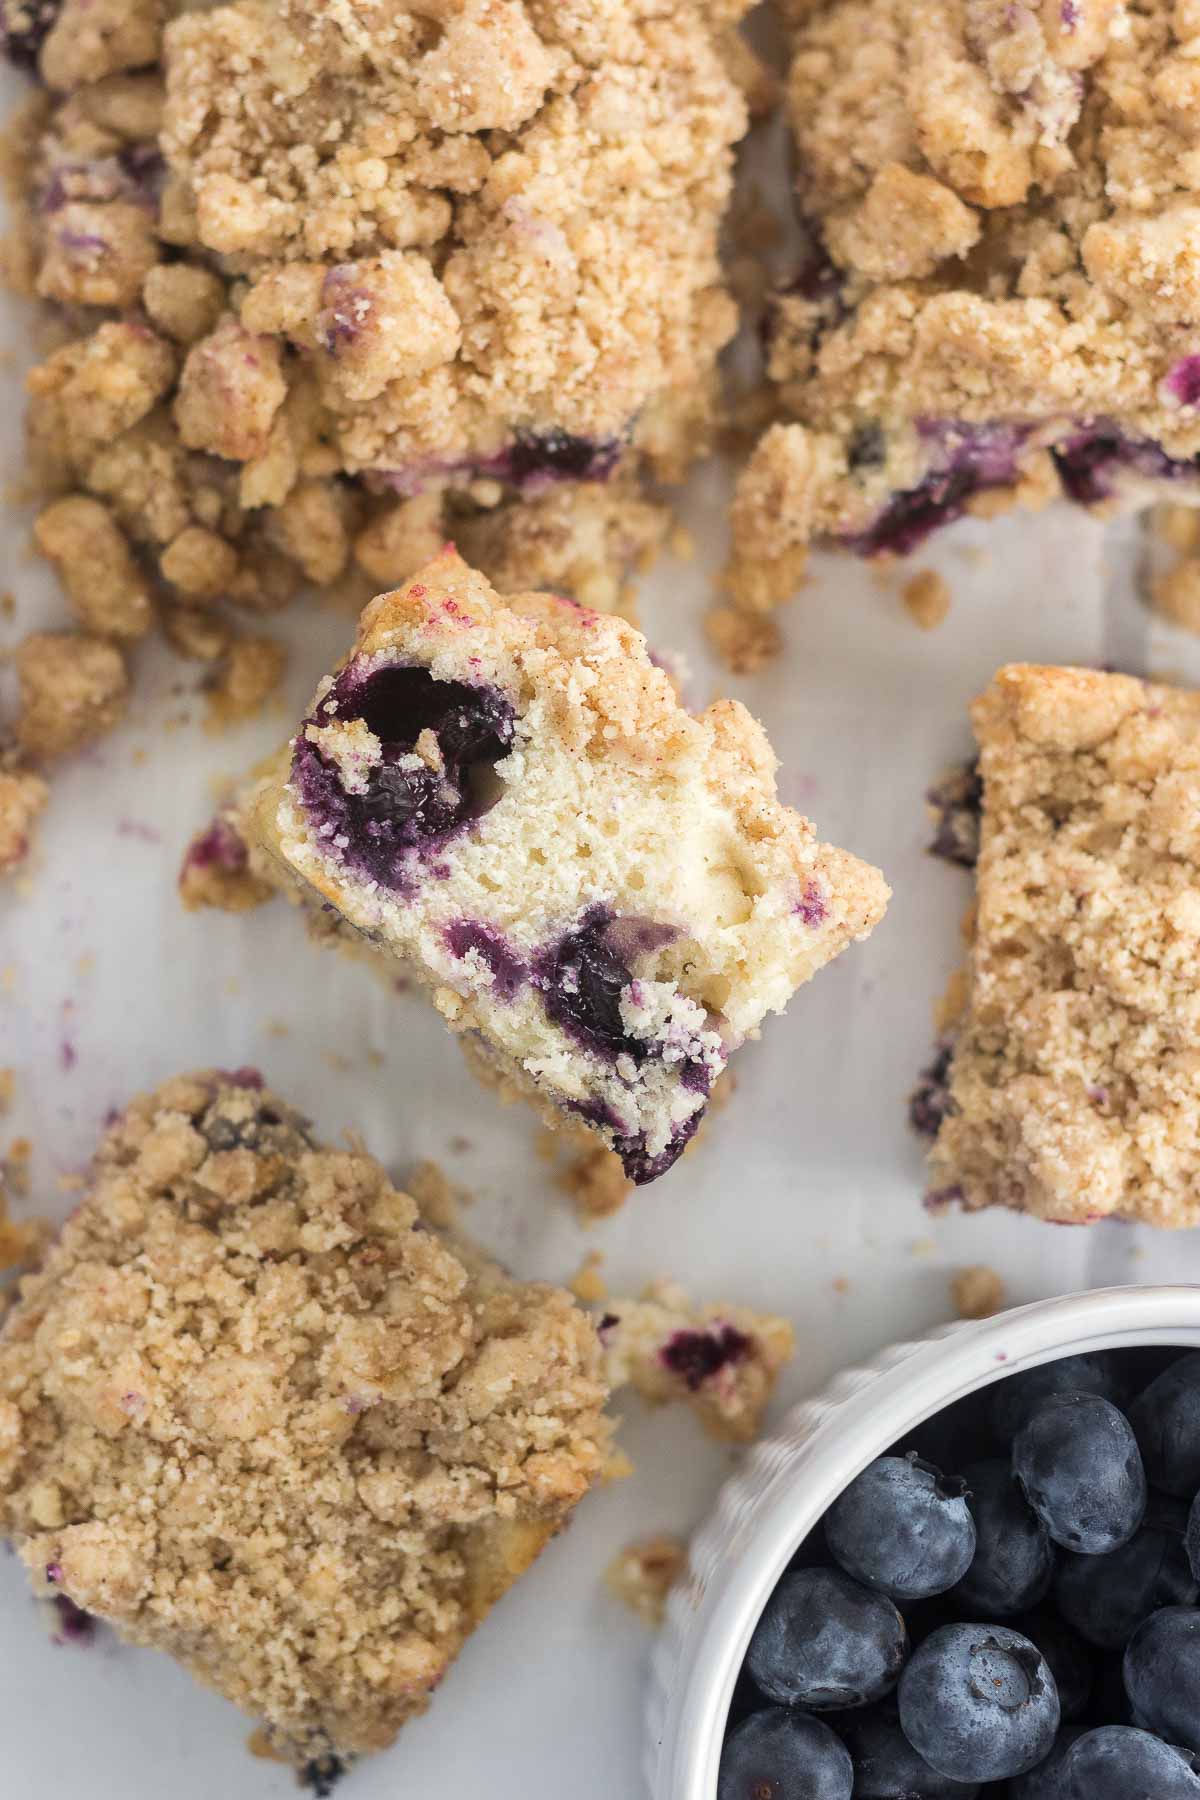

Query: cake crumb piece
[[568, 1251, 607, 1306], [405, 1160, 462, 1231], [0, 1179, 43, 1273], [14, 631, 128, 759], [179, 812, 276, 912], [561, 1141, 633, 1221], [952, 1265, 1006, 1320], [902, 569, 951, 632], [605, 1534, 686, 1627], [205, 634, 286, 726], [600, 1279, 795, 1444], [0, 763, 48, 876], [705, 605, 783, 674]]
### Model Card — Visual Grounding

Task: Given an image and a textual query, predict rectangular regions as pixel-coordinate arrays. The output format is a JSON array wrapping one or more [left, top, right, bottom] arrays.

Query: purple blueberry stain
[[374, 430, 623, 499], [291, 660, 516, 891], [1165, 357, 1200, 410], [909, 1037, 956, 1139], [927, 760, 982, 868], [318, 265, 370, 355], [443, 920, 526, 1001], [50, 1594, 95, 1646], [661, 1322, 752, 1391], [44, 1561, 62, 1584], [182, 816, 249, 877], [795, 882, 827, 927]]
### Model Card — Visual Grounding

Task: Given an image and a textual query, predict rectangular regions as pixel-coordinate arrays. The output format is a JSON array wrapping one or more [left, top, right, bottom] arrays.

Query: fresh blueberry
[[825, 1454, 976, 1603], [897, 1623, 1059, 1783], [1059, 1725, 1200, 1798], [1128, 1354, 1200, 1497], [746, 1568, 907, 1710], [718, 1708, 853, 1800], [1012, 1610, 1093, 1721], [0, 0, 59, 71], [949, 1460, 1054, 1617], [1013, 1393, 1145, 1555], [838, 1701, 981, 1795], [1123, 1606, 1200, 1750], [990, 1355, 1131, 1442], [292, 662, 515, 889], [1007, 1725, 1088, 1799], [1188, 1489, 1200, 1583], [1054, 1497, 1197, 1648]]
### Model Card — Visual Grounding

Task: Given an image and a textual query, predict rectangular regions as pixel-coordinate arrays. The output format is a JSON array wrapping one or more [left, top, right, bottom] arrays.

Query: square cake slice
[[926, 664, 1200, 1227], [0, 1071, 612, 1774], [242, 548, 889, 1183]]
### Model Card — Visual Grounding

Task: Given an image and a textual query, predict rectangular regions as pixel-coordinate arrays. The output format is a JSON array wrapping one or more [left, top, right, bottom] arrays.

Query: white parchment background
[[5, 68, 1200, 1800]]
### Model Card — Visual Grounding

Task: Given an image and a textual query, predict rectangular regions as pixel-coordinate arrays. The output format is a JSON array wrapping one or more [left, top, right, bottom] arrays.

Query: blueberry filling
[[539, 908, 643, 1060], [0, 0, 60, 72], [375, 430, 623, 499], [292, 662, 515, 890], [615, 1109, 706, 1185], [661, 1322, 752, 1390], [300, 1753, 347, 1796], [909, 1039, 956, 1140], [927, 760, 982, 868], [443, 920, 526, 1001], [1050, 425, 1200, 505], [50, 1593, 95, 1645], [845, 423, 1028, 558]]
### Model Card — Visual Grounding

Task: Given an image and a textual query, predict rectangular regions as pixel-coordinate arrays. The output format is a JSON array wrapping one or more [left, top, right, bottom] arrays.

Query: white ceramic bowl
[[645, 1283, 1200, 1799]]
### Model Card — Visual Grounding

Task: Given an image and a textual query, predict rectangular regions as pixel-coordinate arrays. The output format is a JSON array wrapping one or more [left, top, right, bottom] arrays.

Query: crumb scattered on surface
[[952, 1265, 1006, 1320], [902, 570, 951, 632], [14, 631, 128, 759], [604, 1533, 686, 1627], [0, 760, 48, 877], [567, 1251, 607, 1306], [205, 634, 286, 727]]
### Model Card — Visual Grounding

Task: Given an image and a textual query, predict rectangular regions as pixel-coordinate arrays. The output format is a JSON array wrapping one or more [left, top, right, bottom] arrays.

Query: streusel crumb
[[605, 1533, 686, 1626], [0, 1070, 612, 1768], [0, 759, 48, 876], [599, 1279, 795, 1443], [205, 633, 287, 727], [952, 1265, 1006, 1320], [727, 0, 1200, 611], [14, 630, 128, 759], [928, 664, 1200, 1226], [902, 570, 951, 633]]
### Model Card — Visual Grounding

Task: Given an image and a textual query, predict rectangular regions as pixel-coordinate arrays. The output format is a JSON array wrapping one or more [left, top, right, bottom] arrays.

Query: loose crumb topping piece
[[604, 1532, 686, 1626]]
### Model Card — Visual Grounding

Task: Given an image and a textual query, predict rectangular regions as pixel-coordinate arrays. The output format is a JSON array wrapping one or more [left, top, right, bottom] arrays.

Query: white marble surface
[[6, 73, 1200, 1800]]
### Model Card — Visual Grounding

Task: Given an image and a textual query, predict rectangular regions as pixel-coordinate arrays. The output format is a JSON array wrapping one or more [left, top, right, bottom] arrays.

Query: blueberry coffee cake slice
[[921, 664, 1200, 1226], [726, 0, 1200, 617], [0, 1069, 613, 1773], [240, 549, 889, 1183]]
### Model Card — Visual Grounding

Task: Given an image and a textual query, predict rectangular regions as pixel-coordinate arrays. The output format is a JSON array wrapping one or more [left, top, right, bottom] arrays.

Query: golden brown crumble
[[902, 569, 951, 632], [604, 1532, 686, 1626], [0, 759, 48, 877], [204, 632, 287, 726], [0, 1070, 612, 1767], [727, 0, 1200, 613], [951, 1264, 1006, 1320], [14, 631, 128, 760], [930, 664, 1200, 1226]]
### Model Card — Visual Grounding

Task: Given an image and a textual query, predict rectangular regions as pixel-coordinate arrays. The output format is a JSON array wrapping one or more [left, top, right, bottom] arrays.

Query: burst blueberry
[[897, 1622, 1059, 1783], [950, 1459, 1054, 1617], [717, 1708, 853, 1800], [1013, 1393, 1145, 1555], [825, 1453, 975, 1603], [745, 1567, 907, 1710], [1123, 1605, 1200, 1751]]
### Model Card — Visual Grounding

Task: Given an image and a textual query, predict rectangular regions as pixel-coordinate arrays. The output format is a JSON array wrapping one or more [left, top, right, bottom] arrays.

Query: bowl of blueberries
[[645, 1284, 1200, 1800]]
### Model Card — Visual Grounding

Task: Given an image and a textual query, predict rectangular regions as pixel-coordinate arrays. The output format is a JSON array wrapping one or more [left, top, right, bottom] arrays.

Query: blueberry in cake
[[0, 1070, 613, 1771], [725, 0, 1200, 616], [918, 663, 1200, 1225], [238, 549, 889, 1183]]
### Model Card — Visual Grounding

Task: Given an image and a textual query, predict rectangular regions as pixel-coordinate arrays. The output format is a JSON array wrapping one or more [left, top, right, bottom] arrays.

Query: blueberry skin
[[950, 1460, 1054, 1617], [897, 1623, 1059, 1783], [1188, 1490, 1200, 1583], [718, 1708, 853, 1800], [1012, 1393, 1145, 1555], [1006, 1725, 1088, 1799], [826, 1455, 976, 1603], [838, 1702, 981, 1795], [1059, 1725, 1200, 1798], [1012, 1611, 1092, 1721], [1054, 1498, 1197, 1648], [1123, 1605, 1200, 1751], [989, 1355, 1130, 1441], [746, 1568, 908, 1710], [1129, 1354, 1200, 1497]]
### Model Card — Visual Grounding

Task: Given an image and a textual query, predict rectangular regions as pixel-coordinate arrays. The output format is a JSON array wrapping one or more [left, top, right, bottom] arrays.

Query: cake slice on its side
[[238, 549, 889, 1183]]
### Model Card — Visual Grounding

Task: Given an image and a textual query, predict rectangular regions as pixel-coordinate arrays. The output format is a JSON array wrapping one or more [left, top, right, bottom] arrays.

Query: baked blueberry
[[1123, 1606, 1200, 1751], [838, 1701, 981, 1796], [746, 1568, 907, 1710], [1129, 1354, 1200, 1497], [1012, 1610, 1093, 1722], [949, 1459, 1054, 1617], [825, 1454, 976, 1603], [292, 661, 515, 889], [1007, 1724, 1088, 1799], [1054, 1498, 1197, 1649], [717, 1708, 853, 1800], [1059, 1724, 1200, 1798], [1013, 1393, 1145, 1555], [897, 1623, 1059, 1783], [537, 908, 642, 1060], [990, 1355, 1130, 1442]]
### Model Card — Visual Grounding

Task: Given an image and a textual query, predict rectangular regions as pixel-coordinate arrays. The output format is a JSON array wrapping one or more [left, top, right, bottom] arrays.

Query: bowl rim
[[648, 1282, 1200, 1800]]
